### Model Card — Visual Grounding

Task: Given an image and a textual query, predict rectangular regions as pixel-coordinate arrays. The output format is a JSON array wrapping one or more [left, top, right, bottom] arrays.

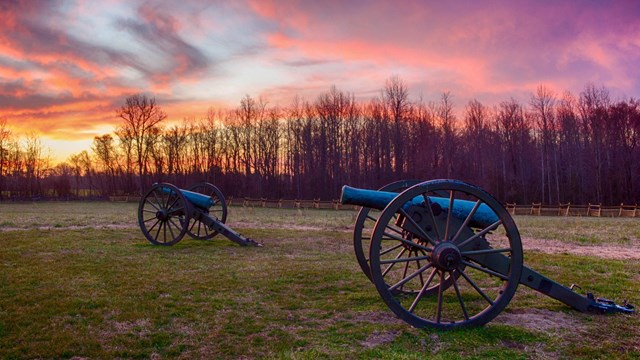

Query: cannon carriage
[[342, 179, 634, 329]]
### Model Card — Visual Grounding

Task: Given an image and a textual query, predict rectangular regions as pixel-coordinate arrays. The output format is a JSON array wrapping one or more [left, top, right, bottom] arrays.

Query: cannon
[[342, 179, 634, 329], [137, 182, 260, 247]]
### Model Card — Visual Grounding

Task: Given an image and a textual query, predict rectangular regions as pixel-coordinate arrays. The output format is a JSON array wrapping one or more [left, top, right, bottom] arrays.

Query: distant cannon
[[138, 182, 260, 247], [342, 179, 634, 329]]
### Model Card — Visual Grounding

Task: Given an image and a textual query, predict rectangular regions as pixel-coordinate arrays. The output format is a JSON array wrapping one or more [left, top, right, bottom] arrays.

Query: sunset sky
[[2, 0, 640, 162]]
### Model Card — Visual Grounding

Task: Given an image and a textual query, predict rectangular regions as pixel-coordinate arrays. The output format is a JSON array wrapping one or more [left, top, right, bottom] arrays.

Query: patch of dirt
[[0, 224, 137, 231], [230, 221, 325, 232], [349, 311, 406, 325], [360, 330, 401, 348], [112, 318, 152, 335], [521, 237, 640, 260], [492, 308, 581, 335]]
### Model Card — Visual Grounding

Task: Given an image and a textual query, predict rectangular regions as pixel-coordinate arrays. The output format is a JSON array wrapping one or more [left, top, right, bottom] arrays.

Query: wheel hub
[[431, 242, 462, 271], [156, 209, 169, 221]]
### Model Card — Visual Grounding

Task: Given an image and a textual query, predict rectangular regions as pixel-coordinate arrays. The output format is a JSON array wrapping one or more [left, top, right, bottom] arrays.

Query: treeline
[[1, 78, 639, 205]]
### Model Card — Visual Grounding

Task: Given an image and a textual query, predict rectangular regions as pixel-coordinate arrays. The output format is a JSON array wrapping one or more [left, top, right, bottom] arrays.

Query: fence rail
[[232, 197, 358, 210], [506, 202, 639, 218], [105, 195, 638, 217]]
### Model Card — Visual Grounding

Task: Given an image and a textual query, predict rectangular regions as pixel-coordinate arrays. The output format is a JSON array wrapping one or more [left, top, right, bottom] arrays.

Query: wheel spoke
[[422, 194, 441, 241], [398, 208, 437, 245], [461, 248, 512, 256], [146, 218, 160, 232], [408, 268, 438, 313], [366, 214, 378, 222], [163, 221, 168, 243], [379, 243, 403, 257], [451, 200, 481, 244], [451, 270, 469, 320], [456, 219, 502, 249], [401, 250, 412, 289], [379, 255, 431, 264], [436, 270, 445, 323], [382, 248, 406, 277], [444, 191, 455, 241], [381, 231, 432, 252], [457, 267, 494, 305], [461, 260, 509, 280], [154, 221, 164, 242], [152, 190, 164, 210], [167, 218, 177, 240], [154, 221, 163, 242], [146, 199, 161, 212], [167, 197, 181, 213], [380, 221, 404, 237], [388, 263, 433, 292], [417, 249, 428, 286], [188, 219, 197, 233]]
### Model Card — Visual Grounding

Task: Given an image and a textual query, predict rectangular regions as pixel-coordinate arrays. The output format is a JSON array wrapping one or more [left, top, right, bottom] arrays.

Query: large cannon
[[342, 179, 634, 329], [138, 182, 260, 247]]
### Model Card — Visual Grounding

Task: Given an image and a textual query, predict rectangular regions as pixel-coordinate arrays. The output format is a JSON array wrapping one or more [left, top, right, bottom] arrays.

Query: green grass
[[515, 215, 640, 246], [0, 202, 639, 359]]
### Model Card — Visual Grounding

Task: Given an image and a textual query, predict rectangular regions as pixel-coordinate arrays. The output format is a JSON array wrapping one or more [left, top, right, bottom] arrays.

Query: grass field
[[1, 202, 639, 359]]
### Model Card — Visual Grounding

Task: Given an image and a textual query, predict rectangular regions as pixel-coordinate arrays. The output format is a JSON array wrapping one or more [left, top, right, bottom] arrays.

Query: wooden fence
[[505, 203, 639, 218], [107, 195, 638, 217], [231, 198, 358, 210], [235, 198, 639, 217]]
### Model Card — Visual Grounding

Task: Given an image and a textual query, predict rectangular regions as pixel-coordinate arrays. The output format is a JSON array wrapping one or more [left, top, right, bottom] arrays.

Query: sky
[[1, 0, 640, 162]]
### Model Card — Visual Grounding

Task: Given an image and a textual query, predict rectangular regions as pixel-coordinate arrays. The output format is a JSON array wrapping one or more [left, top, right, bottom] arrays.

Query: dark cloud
[[283, 58, 335, 67], [115, 3, 210, 83]]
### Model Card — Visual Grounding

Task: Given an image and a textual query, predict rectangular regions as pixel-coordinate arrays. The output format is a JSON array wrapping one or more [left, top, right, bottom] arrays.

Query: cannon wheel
[[354, 180, 461, 297], [369, 180, 523, 329], [186, 182, 228, 240], [353, 180, 421, 281], [138, 183, 191, 246]]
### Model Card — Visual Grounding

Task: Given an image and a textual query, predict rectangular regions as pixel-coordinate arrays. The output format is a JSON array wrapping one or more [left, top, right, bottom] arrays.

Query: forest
[[1, 77, 639, 205]]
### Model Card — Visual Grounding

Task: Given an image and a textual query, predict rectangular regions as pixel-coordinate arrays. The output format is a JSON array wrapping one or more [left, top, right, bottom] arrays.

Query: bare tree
[[438, 92, 457, 178], [116, 94, 167, 194], [383, 76, 410, 177], [0, 118, 11, 199], [92, 134, 119, 196], [23, 134, 46, 197], [462, 99, 491, 187], [530, 85, 557, 203]]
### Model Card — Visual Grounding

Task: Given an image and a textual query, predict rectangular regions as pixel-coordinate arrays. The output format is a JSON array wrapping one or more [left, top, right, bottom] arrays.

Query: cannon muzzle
[[340, 185, 410, 210]]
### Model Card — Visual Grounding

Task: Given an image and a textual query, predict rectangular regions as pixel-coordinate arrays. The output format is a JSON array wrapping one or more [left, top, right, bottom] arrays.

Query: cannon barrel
[[162, 187, 215, 209], [340, 185, 499, 228]]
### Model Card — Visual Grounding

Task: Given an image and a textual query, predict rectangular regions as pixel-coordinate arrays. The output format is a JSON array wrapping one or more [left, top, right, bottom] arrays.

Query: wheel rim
[[138, 183, 190, 246], [369, 179, 523, 329], [186, 182, 227, 240]]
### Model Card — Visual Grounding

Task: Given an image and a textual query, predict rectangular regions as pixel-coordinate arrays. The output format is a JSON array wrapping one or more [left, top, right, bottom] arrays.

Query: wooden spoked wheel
[[138, 183, 190, 246], [369, 180, 523, 329], [186, 182, 228, 240]]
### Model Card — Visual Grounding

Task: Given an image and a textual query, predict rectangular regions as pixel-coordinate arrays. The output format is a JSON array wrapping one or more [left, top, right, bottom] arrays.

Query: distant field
[[1, 202, 638, 359]]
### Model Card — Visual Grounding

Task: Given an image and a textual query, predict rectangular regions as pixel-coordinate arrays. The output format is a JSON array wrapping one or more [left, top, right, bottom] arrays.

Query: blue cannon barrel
[[340, 185, 498, 228], [161, 187, 214, 209]]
